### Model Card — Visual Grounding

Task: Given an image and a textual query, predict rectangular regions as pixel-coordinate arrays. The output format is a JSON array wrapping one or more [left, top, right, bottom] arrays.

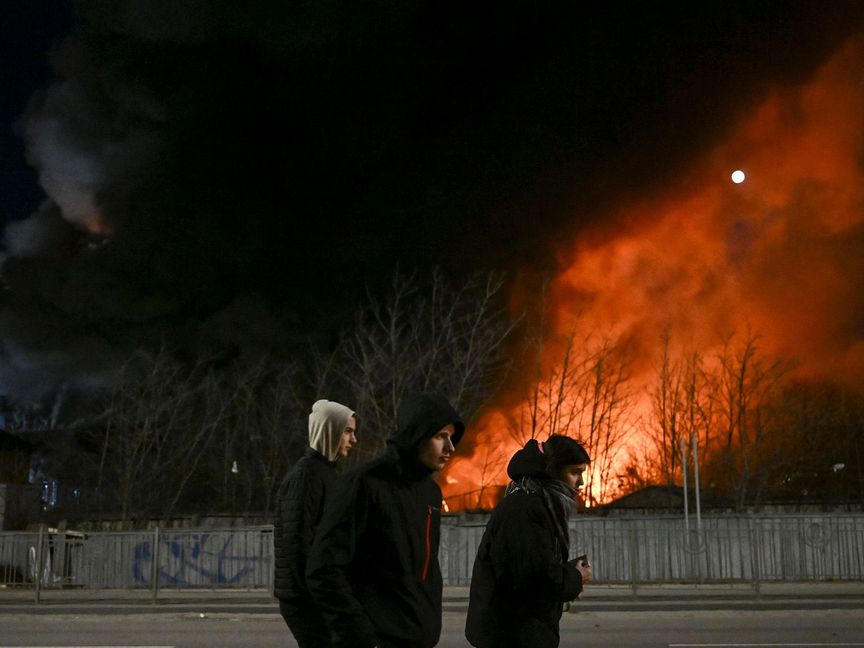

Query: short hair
[[544, 435, 590, 477]]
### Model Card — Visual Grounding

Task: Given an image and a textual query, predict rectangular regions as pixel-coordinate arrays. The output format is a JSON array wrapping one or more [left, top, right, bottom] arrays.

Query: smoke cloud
[[3, 1, 864, 408]]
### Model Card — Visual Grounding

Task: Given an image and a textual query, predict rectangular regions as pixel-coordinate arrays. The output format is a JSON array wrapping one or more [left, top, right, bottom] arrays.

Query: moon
[[731, 169, 746, 184]]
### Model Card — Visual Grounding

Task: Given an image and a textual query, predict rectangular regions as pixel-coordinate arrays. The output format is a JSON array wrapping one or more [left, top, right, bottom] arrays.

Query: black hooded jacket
[[306, 393, 464, 648], [465, 440, 583, 648], [273, 447, 336, 600]]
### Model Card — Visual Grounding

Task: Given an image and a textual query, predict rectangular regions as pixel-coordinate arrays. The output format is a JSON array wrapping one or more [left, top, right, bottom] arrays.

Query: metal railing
[[0, 527, 274, 602], [441, 513, 864, 586], [2, 513, 863, 602]]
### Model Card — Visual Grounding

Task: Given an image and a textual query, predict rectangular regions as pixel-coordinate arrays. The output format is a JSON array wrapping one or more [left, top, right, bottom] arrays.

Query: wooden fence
[[1, 513, 862, 596]]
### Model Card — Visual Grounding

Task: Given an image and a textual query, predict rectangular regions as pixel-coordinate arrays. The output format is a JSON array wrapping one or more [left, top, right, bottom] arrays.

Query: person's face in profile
[[557, 463, 588, 493], [337, 416, 357, 458], [417, 424, 456, 471]]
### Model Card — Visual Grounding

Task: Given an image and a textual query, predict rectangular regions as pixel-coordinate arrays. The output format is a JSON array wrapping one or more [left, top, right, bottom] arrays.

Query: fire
[[443, 37, 864, 511], [82, 211, 112, 237]]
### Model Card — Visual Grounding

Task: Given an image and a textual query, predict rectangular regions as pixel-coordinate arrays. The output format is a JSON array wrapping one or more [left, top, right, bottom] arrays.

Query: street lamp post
[[680, 436, 690, 537], [692, 432, 702, 534]]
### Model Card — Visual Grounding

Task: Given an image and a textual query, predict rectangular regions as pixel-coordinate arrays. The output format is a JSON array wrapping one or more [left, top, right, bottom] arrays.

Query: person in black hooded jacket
[[273, 399, 357, 648], [465, 435, 592, 648], [306, 392, 464, 648]]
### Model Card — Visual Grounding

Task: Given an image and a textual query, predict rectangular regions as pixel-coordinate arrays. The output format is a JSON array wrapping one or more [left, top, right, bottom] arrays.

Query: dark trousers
[[278, 598, 332, 648]]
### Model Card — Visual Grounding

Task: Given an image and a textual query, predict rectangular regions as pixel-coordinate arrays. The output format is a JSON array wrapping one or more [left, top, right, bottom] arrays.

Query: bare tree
[[749, 380, 864, 506], [682, 350, 715, 465], [648, 330, 684, 485], [84, 267, 514, 520], [711, 330, 789, 508], [578, 338, 635, 505], [508, 327, 635, 506], [206, 358, 306, 515], [846, 390, 864, 505], [335, 268, 515, 466], [647, 333, 715, 491], [472, 442, 507, 510], [511, 332, 600, 445], [97, 347, 228, 520], [245, 361, 307, 514]]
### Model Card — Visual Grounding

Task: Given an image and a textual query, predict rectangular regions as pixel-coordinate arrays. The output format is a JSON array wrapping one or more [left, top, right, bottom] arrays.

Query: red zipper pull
[[422, 505, 432, 580]]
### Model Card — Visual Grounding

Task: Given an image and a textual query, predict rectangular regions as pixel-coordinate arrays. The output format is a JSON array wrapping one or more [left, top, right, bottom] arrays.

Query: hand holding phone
[[571, 554, 591, 583]]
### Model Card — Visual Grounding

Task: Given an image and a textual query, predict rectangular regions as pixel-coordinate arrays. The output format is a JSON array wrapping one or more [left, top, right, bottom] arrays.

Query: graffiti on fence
[[133, 533, 268, 586], [801, 521, 834, 548]]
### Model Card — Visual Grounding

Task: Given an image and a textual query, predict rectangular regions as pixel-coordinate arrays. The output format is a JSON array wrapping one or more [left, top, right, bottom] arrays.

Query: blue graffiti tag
[[133, 533, 268, 586]]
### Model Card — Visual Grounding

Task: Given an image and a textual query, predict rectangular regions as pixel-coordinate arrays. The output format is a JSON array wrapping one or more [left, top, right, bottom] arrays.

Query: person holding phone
[[466, 435, 592, 648]]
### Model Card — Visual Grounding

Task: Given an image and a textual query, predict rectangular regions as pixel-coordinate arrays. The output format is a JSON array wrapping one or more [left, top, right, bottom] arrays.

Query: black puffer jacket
[[307, 393, 464, 648], [465, 440, 583, 648], [273, 448, 336, 600]]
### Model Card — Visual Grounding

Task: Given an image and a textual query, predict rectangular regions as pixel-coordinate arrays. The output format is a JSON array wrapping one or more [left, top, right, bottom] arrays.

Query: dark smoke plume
[[3, 0, 863, 403]]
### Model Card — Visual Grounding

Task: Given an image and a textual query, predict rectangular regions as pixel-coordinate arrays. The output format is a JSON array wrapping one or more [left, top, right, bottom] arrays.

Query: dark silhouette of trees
[[6, 274, 864, 525], [9, 268, 514, 525]]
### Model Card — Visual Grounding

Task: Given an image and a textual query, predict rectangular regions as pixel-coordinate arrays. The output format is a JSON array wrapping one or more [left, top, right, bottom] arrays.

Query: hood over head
[[389, 392, 464, 452], [507, 438, 551, 481], [308, 399, 355, 461]]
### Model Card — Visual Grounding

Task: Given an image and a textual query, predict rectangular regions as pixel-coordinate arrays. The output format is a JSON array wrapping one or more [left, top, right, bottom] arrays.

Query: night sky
[[2, 1, 864, 404]]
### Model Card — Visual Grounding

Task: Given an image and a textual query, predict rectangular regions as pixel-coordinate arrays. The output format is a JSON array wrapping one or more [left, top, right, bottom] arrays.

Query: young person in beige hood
[[273, 399, 357, 648]]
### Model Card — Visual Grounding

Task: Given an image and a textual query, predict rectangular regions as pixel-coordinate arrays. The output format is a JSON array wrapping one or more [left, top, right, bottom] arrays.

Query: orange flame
[[443, 37, 864, 510]]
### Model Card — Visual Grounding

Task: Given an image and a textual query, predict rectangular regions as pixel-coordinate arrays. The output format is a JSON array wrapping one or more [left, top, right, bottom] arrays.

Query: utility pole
[[692, 432, 702, 533], [680, 436, 689, 536]]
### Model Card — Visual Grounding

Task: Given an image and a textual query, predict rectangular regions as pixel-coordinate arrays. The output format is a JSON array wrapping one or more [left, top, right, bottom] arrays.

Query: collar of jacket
[[305, 446, 337, 468]]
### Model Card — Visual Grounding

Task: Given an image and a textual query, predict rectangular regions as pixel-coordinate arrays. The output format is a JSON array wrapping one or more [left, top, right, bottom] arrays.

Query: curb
[[2, 597, 862, 615]]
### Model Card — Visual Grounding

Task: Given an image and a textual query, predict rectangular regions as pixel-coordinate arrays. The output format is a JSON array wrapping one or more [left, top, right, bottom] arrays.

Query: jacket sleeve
[[306, 473, 378, 648], [294, 468, 324, 590], [274, 463, 323, 598], [493, 499, 583, 602]]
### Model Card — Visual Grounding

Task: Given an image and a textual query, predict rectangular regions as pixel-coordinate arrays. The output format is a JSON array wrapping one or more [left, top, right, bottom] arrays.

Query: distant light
[[231, 460, 239, 474], [833, 463, 846, 473], [731, 169, 746, 184]]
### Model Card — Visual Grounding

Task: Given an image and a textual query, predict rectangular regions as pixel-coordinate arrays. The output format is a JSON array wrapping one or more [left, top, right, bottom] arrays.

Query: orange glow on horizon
[[443, 37, 864, 511]]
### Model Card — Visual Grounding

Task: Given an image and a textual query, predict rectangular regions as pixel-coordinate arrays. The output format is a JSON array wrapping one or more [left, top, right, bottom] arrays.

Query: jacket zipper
[[422, 505, 432, 581]]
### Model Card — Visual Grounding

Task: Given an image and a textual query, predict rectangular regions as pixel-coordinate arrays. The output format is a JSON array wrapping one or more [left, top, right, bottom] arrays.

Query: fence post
[[266, 528, 274, 596], [151, 526, 160, 604], [34, 525, 44, 604], [748, 516, 762, 598], [629, 526, 639, 598]]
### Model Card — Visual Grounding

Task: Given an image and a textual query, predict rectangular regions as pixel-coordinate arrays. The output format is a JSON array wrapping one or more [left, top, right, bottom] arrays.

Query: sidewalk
[[445, 582, 864, 612], [0, 582, 862, 614], [571, 582, 864, 612]]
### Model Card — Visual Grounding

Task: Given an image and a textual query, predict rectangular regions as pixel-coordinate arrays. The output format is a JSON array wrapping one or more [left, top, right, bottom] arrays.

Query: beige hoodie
[[308, 399, 355, 461]]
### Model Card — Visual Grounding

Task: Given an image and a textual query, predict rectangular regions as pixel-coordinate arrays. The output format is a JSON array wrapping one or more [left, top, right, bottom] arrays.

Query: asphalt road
[[2, 609, 864, 647]]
